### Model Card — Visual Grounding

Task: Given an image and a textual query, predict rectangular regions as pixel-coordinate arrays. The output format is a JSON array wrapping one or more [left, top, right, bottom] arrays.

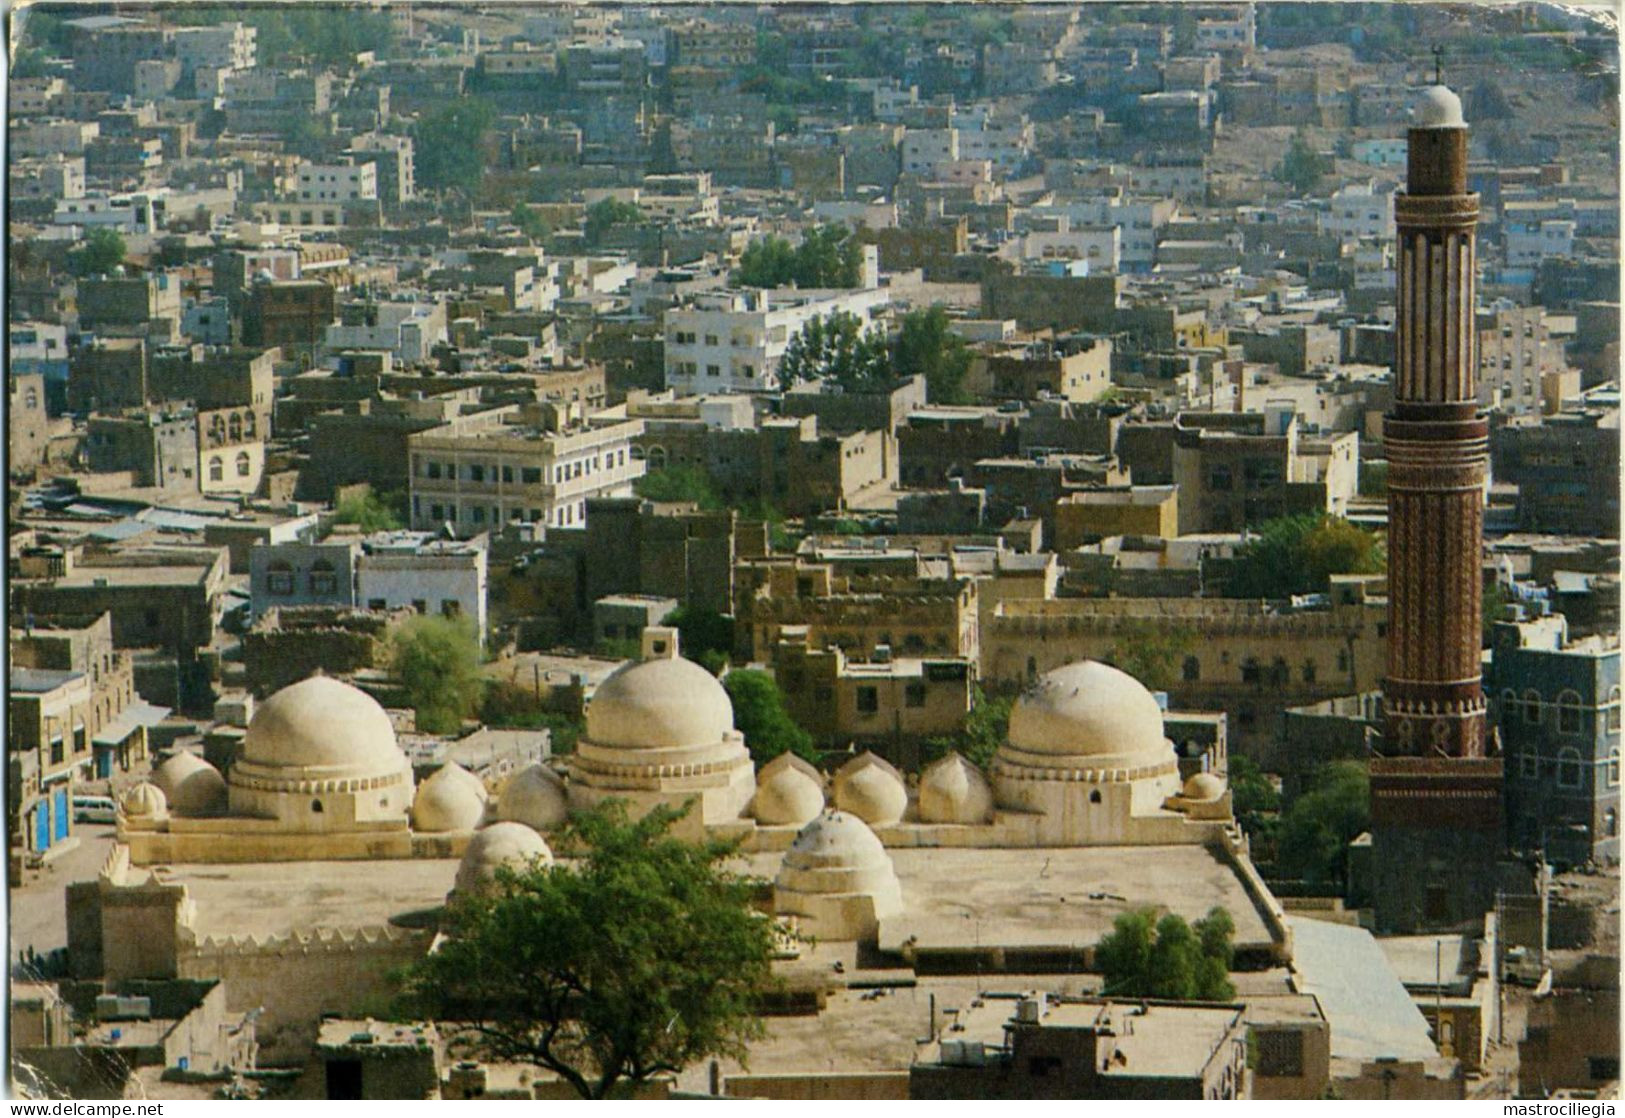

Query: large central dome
[[1003, 660, 1173, 769], [239, 674, 408, 782], [586, 656, 735, 750]]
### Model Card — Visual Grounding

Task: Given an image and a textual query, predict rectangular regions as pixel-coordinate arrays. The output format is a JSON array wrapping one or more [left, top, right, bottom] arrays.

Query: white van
[[73, 795, 118, 824]]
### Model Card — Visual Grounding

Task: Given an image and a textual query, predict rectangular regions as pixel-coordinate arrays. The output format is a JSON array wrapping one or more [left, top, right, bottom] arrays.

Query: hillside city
[[6, 0, 1621, 1103]]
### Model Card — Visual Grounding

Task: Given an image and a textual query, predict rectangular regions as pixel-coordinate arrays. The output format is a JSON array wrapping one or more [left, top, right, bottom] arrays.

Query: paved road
[[11, 822, 119, 968]]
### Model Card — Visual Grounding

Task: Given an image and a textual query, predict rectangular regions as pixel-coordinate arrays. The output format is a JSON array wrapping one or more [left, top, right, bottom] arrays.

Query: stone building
[[84, 408, 200, 491], [1490, 408, 1621, 539], [10, 372, 50, 477]]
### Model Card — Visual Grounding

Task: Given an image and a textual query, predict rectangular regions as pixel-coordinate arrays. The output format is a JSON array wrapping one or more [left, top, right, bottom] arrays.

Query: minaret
[[1383, 84, 1487, 757], [1369, 85, 1505, 934]]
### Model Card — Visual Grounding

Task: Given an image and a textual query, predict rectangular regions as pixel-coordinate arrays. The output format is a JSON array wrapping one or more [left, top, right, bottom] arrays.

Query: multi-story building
[[1488, 618, 1620, 867], [973, 337, 1114, 404], [1168, 411, 1359, 534], [1491, 408, 1621, 538], [357, 531, 490, 643], [84, 409, 200, 491], [1321, 182, 1397, 241], [324, 299, 448, 365], [662, 287, 889, 396], [10, 612, 152, 781], [407, 404, 645, 533], [348, 133, 416, 207], [1477, 305, 1570, 415], [9, 668, 92, 869], [10, 374, 49, 477], [296, 161, 378, 205], [249, 541, 360, 620]]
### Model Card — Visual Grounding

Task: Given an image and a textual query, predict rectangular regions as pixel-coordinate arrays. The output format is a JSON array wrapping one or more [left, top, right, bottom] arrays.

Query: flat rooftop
[[54, 565, 212, 589], [157, 859, 460, 940]]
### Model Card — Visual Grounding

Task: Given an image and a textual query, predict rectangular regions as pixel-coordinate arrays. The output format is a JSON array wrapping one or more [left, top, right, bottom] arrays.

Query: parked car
[[72, 795, 117, 824]]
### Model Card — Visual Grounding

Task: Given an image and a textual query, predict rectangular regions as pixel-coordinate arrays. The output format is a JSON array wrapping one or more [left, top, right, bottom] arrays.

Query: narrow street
[[10, 822, 119, 969]]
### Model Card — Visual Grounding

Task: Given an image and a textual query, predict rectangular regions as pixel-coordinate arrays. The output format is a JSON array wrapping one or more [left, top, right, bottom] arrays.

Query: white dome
[[453, 822, 553, 895], [121, 781, 167, 818], [240, 675, 408, 783], [752, 753, 825, 826], [1413, 84, 1465, 128], [153, 752, 227, 817], [411, 762, 488, 834], [586, 657, 734, 750], [1004, 661, 1173, 770], [1183, 772, 1226, 802], [495, 763, 569, 831], [774, 811, 903, 940], [780, 809, 890, 872], [918, 753, 994, 824], [832, 752, 907, 826]]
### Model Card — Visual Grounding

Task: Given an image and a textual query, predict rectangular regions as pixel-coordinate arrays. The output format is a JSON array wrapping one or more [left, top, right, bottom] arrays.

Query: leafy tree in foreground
[[69, 227, 126, 278], [1275, 760, 1369, 890], [397, 801, 777, 1099], [1096, 907, 1236, 1001], [723, 669, 817, 765], [779, 311, 891, 391], [1225, 513, 1385, 600], [390, 614, 484, 734], [894, 305, 973, 404]]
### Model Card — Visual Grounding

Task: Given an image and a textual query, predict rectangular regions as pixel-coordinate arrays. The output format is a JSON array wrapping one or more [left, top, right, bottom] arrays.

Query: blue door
[[33, 805, 50, 853], [53, 789, 69, 841], [96, 747, 113, 779]]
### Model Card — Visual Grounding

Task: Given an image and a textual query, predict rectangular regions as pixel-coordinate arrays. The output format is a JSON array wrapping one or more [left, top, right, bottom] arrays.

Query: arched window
[[1610, 747, 1620, 788], [1556, 748, 1583, 789], [1241, 658, 1261, 685], [209, 414, 226, 444], [236, 451, 251, 477], [309, 558, 337, 594], [1089, 789, 1102, 804], [629, 445, 646, 461], [311, 799, 324, 813], [647, 446, 667, 469], [244, 410, 257, 437], [1521, 751, 1539, 780], [266, 559, 294, 594], [1523, 690, 1543, 725], [1607, 686, 1621, 732], [23, 387, 38, 408], [228, 413, 243, 441], [1183, 656, 1201, 682], [1606, 808, 1618, 838], [208, 456, 224, 482], [1501, 690, 1519, 721], [1302, 660, 1317, 684], [1557, 690, 1585, 735]]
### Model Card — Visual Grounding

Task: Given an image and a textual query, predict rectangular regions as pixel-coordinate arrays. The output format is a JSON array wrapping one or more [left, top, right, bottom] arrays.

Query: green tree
[[779, 311, 892, 391], [1276, 760, 1369, 889], [662, 606, 735, 672], [584, 198, 643, 245], [12, 46, 51, 78], [736, 235, 799, 288], [1225, 513, 1385, 600], [1275, 129, 1333, 195], [634, 466, 723, 509], [68, 228, 126, 278], [894, 305, 974, 404], [397, 801, 778, 1099], [480, 680, 583, 752], [511, 203, 553, 242], [923, 686, 1012, 771], [391, 615, 484, 734], [334, 489, 404, 532], [1359, 460, 1388, 497], [1482, 581, 1512, 647], [1106, 623, 1193, 692], [413, 98, 496, 193], [1097, 907, 1236, 1001], [722, 669, 817, 765], [1227, 755, 1281, 840], [790, 223, 863, 288]]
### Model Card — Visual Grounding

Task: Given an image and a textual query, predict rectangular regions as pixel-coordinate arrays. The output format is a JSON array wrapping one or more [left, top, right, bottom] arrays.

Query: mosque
[[84, 626, 1288, 1061]]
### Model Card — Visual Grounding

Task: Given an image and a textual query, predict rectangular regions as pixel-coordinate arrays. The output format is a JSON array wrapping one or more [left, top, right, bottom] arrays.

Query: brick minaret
[[1370, 86, 1505, 934]]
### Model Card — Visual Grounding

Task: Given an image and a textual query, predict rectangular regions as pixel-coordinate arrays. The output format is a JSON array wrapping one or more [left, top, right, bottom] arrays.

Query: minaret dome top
[[1412, 85, 1465, 129]]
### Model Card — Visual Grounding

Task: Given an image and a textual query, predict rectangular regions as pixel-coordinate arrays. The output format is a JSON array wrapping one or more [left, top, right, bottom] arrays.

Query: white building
[[357, 530, 490, 643], [952, 111, 1035, 174], [171, 22, 257, 74], [407, 404, 646, 533], [663, 287, 890, 396], [901, 128, 958, 177], [1195, 5, 1255, 51], [1034, 197, 1176, 272], [1321, 182, 1396, 241], [1351, 138, 1407, 167], [324, 300, 448, 364], [1018, 224, 1121, 271], [52, 192, 159, 235], [1505, 219, 1575, 269], [296, 161, 378, 205]]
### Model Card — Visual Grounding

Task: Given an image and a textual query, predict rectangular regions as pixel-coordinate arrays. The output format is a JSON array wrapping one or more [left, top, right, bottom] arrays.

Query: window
[[1524, 690, 1543, 725], [411, 599, 428, 615], [267, 560, 294, 595], [1501, 690, 1518, 720], [1302, 660, 1317, 684], [427, 461, 442, 479], [469, 464, 485, 483], [1183, 656, 1201, 682], [430, 504, 443, 520], [905, 683, 927, 708], [1557, 690, 1585, 735], [209, 456, 224, 482], [1610, 747, 1620, 788], [502, 466, 514, 483], [522, 467, 542, 484], [1521, 752, 1540, 780], [236, 451, 251, 477], [472, 506, 485, 523], [1557, 748, 1583, 789], [1209, 465, 1232, 491], [229, 413, 243, 441], [441, 599, 461, 618], [1256, 1031, 1304, 1078], [368, 598, 387, 610], [1608, 685, 1621, 731], [311, 799, 323, 813], [309, 559, 338, 594], [856, 686, 879, 715], [707, 364, 721, 377], [1241, 658, 1261, 685]]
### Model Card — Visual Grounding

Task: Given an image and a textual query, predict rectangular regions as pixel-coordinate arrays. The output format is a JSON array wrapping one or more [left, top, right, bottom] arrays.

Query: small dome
[[832, 752, 907, 826], [1413, 85, 1465, 128], [495, 763, 569, 831], [453, 822, 553, 895], [586, 657, 734, 750], [1183, 772, 1226, 802], [121, 781, 167, 818], [781, 809, 890, 871], [1005, 661, 1172, 766], [753, 753, 826, 826], [153, 752, 227, 817], [240, 675, 407, 782], [918, 753, 994, 824], [411, 762, 488, 834]]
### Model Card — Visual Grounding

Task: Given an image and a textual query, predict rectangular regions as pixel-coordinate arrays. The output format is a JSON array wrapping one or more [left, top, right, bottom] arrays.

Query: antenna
[[1432, 44, 1445, 86]]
